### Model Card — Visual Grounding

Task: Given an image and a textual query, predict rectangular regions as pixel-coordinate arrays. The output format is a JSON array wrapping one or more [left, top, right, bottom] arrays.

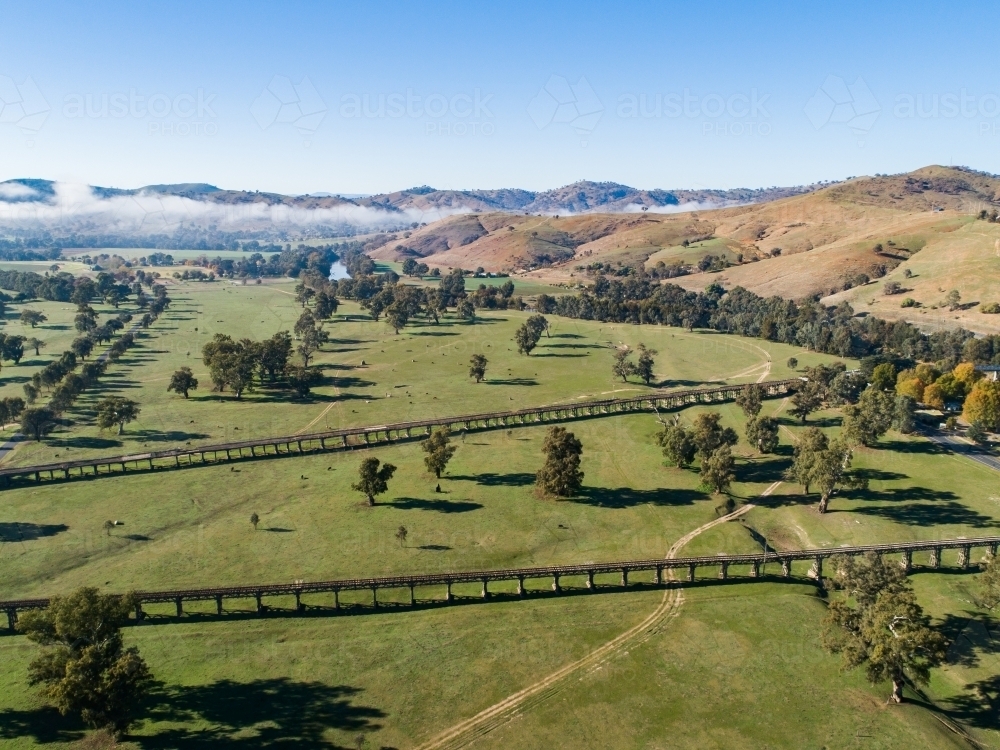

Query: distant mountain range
[[0, 177, 827, 244]]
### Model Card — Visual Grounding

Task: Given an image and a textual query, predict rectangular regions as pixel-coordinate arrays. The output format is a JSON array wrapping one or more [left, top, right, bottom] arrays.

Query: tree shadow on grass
[[134, 679, 385, 748], [450, 472, 535, 487], [485, 378, 538, 386], [530, 352, 589, 358], [0, 706, 85, 745], [0, 521, 69, 542], [844, 494, 1000, 529], [879, 438, 951, 456], [572, 486, 708, 508], [940, 613, 1000, 730], [850, 468, 909, 482], [776, 416, 842, 429], [946, 673, 1000, 731], [539, 343, 604, 350], [737, 457, 792, 485], [129, 430, 212, 443], [391, 497, 483, 513], [45, 436, 123, 450]]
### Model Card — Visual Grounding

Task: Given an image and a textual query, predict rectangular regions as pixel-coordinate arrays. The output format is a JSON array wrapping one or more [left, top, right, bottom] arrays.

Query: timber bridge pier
[[0, 378, 799, 489], [3, 535, 995, 632]]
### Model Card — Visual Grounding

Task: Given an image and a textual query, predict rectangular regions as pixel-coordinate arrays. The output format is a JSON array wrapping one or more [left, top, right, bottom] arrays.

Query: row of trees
[[543, 277, 979, 366], [17, 295, 168, 440]]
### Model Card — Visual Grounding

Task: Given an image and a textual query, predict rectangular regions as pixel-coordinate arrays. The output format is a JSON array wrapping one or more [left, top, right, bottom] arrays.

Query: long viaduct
[[3, 535, 994, 632], [0, 378, 800, 489]]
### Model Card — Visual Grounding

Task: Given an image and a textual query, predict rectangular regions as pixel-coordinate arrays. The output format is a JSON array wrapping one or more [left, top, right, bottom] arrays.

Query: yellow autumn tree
[[964, 380, 1000, 430], [896, 377, 925, 402]]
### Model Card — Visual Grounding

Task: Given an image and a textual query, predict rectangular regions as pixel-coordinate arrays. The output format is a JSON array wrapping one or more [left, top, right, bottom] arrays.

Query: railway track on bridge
[[0, 378, 800, 489], [4, 535, 995, 631]]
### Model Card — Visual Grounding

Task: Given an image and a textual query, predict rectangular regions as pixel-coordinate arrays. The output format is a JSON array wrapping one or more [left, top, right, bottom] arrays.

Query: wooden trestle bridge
[[0, 378, 800, 488], [3, 536, 995, 632]]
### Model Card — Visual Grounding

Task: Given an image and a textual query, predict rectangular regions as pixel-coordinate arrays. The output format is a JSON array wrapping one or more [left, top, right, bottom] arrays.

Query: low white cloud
[[0, 183, 38, 199], [621, 201, 732, 214], [0, 182, 468, 234]]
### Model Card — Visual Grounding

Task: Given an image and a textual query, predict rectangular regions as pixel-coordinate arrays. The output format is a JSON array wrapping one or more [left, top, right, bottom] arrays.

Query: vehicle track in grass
[[415, 480, 783, 750]]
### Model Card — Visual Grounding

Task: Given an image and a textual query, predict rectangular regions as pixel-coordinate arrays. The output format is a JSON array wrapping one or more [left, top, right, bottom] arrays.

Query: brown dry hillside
[[374, 167, 1000, 330]]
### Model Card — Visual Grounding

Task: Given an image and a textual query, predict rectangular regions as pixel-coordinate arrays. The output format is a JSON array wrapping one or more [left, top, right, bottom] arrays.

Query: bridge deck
[[3, 535, 994, 619], [0, 378, 799, 487]]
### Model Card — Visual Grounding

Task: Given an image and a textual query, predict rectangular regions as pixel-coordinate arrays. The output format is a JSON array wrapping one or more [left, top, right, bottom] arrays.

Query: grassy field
[[2, 276, 1000, 748], [0, 278, 834, 468], [0, 573, 991, 748]]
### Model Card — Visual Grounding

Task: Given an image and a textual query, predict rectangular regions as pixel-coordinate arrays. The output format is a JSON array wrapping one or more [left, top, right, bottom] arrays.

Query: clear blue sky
[[1, 0, 998, 194]]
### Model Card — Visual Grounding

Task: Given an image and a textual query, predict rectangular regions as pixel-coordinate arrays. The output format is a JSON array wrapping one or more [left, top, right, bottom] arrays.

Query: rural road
[[922, 428, 1000, 473]]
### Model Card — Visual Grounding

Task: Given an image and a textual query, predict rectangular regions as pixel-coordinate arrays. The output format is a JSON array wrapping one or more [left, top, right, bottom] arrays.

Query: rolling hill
[[374, 166, 1000, 332], [0, 177, 821, 240]]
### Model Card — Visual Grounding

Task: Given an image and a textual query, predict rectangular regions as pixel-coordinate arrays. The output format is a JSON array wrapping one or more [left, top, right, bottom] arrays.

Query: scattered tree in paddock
[[20, 407, 55, 441], [611, 347, 636, 382], [250, 513, 260, 530], [352, 457, 397, 506], [974, 554, 1000, 611], [457, 298, 476, 322], [385, 302, 410, 334], [167, 367, 199, 398], [0, 396, 25, 428], [18, 587, 152, 735], [735, 384, 763, 418], [701, 445, 735, 494], [822, 554, 947, 703], [745, 415, 779, 453], [892, 394, 916, 434], [535, 426, 584, 498], [313, 290, 340, 319], [526, 314, 550, 339], [515, 321, 542, 355], [635, 343, 657, 385], [96, 397, 141, 435], [19, 309, 47, 328], [422, 427, 457, 478], [691, 412, 738, 463], [469, 354, 488, 383], [789, 380, 824, 422], [285, 365, 322, 398], [25, 337, 45, 356], [842, 387, 895, 446], [786, 357, 798, 370], [656, 417, 696, 468], [395, 525, 408, 547]]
